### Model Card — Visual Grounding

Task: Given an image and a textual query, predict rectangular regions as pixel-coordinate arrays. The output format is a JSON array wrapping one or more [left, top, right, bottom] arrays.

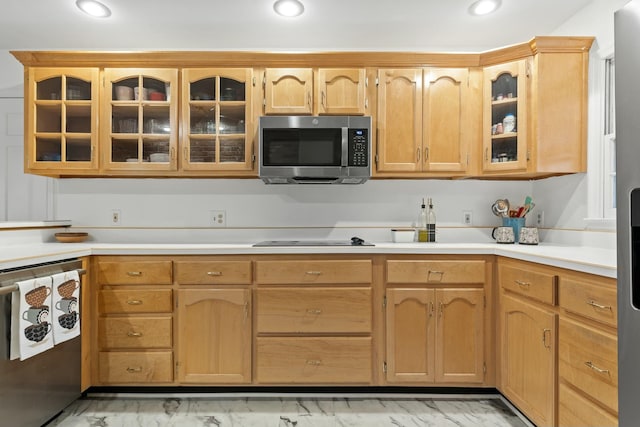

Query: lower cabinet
[[385, 288, 484, 384], [176, 288, 252, 384], [500, 293, 556, 427]]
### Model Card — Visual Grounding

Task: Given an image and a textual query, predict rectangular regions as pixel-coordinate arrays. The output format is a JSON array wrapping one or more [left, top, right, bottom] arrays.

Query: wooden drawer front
[[256, 287, 371, 333], [98, 261, 172, 285], [99, 317, 172, 349], [256, 337, 372, 384], [98, 351, 173, 384], [386, 260, 484, 284], [559, 318, 618, 413], [99, 289, 172, 314], [174, 260, 252, 285], [560, 277, 617, 328], [255, 260, 372, 285], [499, 264, 556, 305], [559, 382, 618, 427]]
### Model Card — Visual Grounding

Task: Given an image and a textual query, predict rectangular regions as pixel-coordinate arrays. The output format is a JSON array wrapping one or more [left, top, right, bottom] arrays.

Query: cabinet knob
[[306, 309, 322, 315], [127, 299, 143, 305], [586, 300, 612, 311], [207, 271, 222, 276], [514, 280, 530, 288], [126, 271, 142, 277], [126, 367, 143, 373], [306, 359, 322, 366], [585, 361, 610, 375], [542, 328, 552, 349], [127, 331, 142, 337], [305, 271, 322, 276]]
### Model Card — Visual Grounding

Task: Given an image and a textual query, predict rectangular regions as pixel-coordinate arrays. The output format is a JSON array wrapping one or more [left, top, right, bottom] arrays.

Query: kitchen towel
[[10, 276, 54, 361], [51, 270, 80, 344]]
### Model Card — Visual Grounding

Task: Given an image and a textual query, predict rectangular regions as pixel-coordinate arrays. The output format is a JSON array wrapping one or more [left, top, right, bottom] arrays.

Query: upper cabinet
[[26, 68, 99, 173], [101, 68, 178, 172], [263, 68, 367, 115], [376, 68, 476, 176], [482, 60, 528, 173], [13, 36, 593, 179], [181, 68, 253, 172]]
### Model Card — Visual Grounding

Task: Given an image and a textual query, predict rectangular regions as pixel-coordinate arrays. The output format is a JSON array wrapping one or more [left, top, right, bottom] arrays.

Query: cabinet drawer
[[99, 289, 173, 314], [499, 263, 556, 305], [97, 261, 173, 285], [255, 260, 372, 284], [386, 260, 484, 284], [174, 260, 252, 285], [99, 317, 172, 349], [256, 337, 371, 384], [558, 382, 618, 427], [559, 277, 617, 328], [256, 287, 371, 333], [98, 351, 173, 383], [559, 318, 618, 413]]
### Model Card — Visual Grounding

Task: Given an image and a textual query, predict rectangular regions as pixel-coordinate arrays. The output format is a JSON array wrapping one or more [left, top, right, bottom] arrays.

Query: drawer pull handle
[[585, 361, 610, 375], [127, 331, 142, 337], [127, 299, 143, 305], [306, 359, 322, 366], [429, 302, 434, 317], [126, 367, 142, 373], [305, 271, 322, 275], [306, 309, 322, 315], [126, 271, 142, 277], [587, 300, 612, 311], [542, 328, 551, 349], [207, 271, 222, 276], [515, 280, 530, 287]]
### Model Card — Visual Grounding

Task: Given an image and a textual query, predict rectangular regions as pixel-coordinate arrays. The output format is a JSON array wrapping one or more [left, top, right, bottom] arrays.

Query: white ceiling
[[1, 0, 594, 52]]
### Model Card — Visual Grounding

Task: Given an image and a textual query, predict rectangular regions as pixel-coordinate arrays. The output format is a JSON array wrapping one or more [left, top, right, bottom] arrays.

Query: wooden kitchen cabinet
[[482, 59, 529, 173], [94, 256, 174, 385], [385, 288, 484, 384], [254, 257, 373, 384], [176, 288, 252, 384], [25, 67, 99, 174], [384, 258, 487, 385], [181, 68, 254, 173], [376, 68, 475, 176], [263, 68, 367, 116], [101, 68, 179, 172]]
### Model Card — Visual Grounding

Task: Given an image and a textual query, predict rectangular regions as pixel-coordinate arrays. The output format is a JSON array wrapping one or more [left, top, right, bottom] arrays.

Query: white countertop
[[0, 241, 617, 278]]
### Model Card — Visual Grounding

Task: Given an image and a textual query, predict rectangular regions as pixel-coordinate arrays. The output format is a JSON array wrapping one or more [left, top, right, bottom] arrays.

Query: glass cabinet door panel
[[483, 60, 528, 172], [28, 68, 98, 171], [103, 68, 178, 171], [182, 68, 252, 172]]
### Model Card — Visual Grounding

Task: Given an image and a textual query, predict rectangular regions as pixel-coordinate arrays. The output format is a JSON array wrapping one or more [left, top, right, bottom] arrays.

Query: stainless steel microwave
[[258, 116, 371, 184]]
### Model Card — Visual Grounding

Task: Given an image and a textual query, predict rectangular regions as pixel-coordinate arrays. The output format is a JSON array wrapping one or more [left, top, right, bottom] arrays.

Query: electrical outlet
[[210, 210, 226, 227], [111, 209, 121, 226], [536, 210, 544, 227], [463, 211, 473, 226]]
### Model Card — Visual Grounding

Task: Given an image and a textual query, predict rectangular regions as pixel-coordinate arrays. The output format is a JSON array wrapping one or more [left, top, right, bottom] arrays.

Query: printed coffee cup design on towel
[[24, 322, 51, 343], [57, 279, 79, 299], [22, 305, 50, 325], [58, 312, 77, 330], [25, 286, 51, 307], [55, 297, 77, 314]]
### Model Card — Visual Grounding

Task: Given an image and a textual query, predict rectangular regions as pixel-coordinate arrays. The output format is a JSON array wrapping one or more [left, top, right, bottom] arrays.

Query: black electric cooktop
[[253, 237, 374, 247]]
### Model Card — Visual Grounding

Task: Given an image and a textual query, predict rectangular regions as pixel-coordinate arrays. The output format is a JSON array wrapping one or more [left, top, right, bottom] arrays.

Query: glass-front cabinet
[[102, 68, 178, 171], [26, 68, 99, 172], [181, 69, 253, 171], [483, 60, 528, 173]]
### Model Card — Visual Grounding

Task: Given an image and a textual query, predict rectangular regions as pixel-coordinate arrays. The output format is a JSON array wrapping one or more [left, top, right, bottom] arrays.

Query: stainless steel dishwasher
[[0, 258, 85, 427]]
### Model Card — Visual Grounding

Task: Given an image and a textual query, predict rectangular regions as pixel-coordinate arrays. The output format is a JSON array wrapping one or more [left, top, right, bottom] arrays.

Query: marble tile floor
[[47, 395, 534, 427]]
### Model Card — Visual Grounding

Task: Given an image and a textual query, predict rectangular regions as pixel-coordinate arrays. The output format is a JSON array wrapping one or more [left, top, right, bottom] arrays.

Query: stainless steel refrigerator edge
[[616, 1, 640, 425]]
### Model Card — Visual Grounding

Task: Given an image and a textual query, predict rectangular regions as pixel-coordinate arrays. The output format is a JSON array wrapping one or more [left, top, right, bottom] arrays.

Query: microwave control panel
[[348, 129, 369, 167]]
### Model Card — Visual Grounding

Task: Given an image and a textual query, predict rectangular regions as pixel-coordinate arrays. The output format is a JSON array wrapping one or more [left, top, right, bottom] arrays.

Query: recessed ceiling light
[[273, 0, 304, 17], [468, 0, 502, 16], [76, 0, 112, 18]]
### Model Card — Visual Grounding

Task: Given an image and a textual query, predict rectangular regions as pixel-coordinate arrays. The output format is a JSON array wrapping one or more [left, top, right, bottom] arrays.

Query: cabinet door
[[102, 68, 178, 172], [385, 288, 435, 383], [26, 67, 99, 172], [376, 69, 423, 172], [316, 68, 366, 115], [264, 68, 313, 115], [483, 60, 528, 172], [181, 68, 253, 172], [501, 294, 556, 427], [177, 288, 251, 383], [423, 68, 469, 173], [435, 288, 484, 383]]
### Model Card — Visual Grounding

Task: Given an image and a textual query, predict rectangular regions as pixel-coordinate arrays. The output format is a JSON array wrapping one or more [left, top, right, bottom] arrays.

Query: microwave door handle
[[341, 127, 349, 167]]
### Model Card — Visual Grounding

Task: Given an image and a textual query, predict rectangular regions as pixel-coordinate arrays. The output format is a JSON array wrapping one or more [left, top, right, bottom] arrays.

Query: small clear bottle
[[426, 198, 436, 242], [417, 198, 428, 242]]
